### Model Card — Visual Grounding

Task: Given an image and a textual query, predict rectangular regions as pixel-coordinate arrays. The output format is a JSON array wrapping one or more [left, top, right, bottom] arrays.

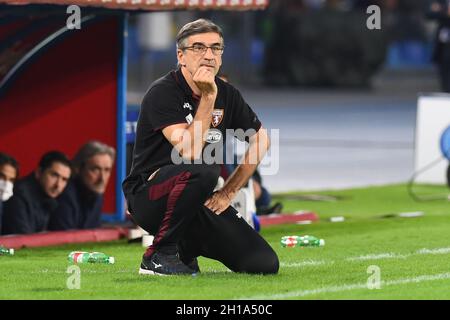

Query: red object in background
[[0, 0, 268, 11], [258, 211, 319, 226], [0, 17, 120, 214], [0, 228, 128, 249]]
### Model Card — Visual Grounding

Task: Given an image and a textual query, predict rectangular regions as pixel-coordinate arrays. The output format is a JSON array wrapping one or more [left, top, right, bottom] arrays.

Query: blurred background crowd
[[127, 0, 445, 95]]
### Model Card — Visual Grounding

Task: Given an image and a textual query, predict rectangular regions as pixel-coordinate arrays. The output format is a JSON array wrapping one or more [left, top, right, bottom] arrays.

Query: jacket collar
[[173, 68, 201, 102]]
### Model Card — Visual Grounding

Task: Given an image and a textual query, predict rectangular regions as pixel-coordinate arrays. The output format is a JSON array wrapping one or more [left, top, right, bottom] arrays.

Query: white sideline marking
[[346, 253, 407, 261], [416, 247, 450, 255], [279, 247, 450, 269], [29, 247, 450, 276], [346, 247, 450, 262], [240, 272, 450, 300], [31, 269, 132, 274], [281, 260, 330, 268]]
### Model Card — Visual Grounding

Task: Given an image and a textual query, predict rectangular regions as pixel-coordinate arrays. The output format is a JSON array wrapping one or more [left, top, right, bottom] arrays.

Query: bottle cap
[[319, 239, 325, 246], [109, 257, 115, 264]]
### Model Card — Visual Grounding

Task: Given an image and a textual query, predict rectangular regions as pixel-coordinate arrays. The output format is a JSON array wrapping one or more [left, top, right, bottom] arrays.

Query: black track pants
[[126, 164, 279, 274]]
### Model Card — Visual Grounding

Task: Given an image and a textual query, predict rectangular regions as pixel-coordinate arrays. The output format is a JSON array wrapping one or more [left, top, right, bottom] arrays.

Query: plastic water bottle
[[68, 251, 115, 264], [68, 251, 89, 264], [281, 235, 325, 248], [0, 246, 14, 256]]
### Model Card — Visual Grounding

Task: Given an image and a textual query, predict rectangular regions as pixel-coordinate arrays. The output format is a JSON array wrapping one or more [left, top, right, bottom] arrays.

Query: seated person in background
[[223, 162, 283, 216], [48, 141, 115, 230], [0, 152, 19, 233], [1, 151, 71, 235], [218, 73, 282, 216], [252, 169, 283, 216]]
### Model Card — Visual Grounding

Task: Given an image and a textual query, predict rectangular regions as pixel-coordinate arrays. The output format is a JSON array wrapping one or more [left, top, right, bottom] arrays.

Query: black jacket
[[48, 177, 103, 231], [1, 174, 57, 235], [0, 201, 3, 234], [427, 0, 450, 62]]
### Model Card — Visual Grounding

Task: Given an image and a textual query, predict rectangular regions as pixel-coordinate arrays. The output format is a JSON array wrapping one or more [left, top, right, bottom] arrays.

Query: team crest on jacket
[[211, 109, 224, 127]]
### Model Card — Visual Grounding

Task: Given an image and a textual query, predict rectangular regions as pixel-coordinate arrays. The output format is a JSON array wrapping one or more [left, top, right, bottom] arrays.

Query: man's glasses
[[182, 43, 225, 56]]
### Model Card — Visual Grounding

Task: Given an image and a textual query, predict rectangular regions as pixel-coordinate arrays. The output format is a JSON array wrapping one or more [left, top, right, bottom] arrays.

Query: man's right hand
[[193, 66, 217, 97]]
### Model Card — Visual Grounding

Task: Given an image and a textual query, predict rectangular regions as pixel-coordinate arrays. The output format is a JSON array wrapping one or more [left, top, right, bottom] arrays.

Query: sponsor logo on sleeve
[[183, 102, 193, 111]]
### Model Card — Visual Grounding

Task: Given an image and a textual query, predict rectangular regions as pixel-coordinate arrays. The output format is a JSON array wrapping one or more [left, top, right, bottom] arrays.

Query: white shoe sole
[[138, 268, 167, 276]]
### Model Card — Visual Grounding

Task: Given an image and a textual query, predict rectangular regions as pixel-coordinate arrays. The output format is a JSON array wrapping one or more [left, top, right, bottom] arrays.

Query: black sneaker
[[183, 257, 200, 273], [139, 251, 197, 276], [177, 244, 200, 273]]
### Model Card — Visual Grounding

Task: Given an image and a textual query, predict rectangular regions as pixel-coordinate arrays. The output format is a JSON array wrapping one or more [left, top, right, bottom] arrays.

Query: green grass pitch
[[1, 184, 450, 300]]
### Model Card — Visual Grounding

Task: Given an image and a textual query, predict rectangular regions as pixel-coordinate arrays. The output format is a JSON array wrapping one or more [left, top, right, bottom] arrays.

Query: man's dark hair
[[0, 152, 19, 177], [38, 151, 71, 172], [176, 19, 224, 49]]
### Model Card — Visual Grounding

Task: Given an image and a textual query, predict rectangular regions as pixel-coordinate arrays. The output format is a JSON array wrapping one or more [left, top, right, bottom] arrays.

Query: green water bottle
[[68, 251, 90, 264], [68, 251, 115, 264], [89, 252, 115, 264], [281, 235, 325, 248], [0, 246, 14, 256]]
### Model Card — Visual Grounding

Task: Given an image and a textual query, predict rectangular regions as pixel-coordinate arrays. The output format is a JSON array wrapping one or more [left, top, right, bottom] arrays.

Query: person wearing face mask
[[0, 153, 19, 234], [48, 141, 115, 231], [1, 151, 71, 235]]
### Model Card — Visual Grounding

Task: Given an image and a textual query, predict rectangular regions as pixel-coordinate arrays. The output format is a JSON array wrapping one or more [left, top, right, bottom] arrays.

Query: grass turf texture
[[1, 184, 449, 300]]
